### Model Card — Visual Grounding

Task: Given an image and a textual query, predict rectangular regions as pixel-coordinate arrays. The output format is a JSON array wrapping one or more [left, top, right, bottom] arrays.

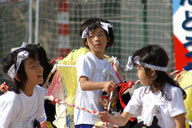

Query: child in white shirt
[[75, 18, 120, 128], [0, 48, 46, 128], [99, 45, 186, 128]]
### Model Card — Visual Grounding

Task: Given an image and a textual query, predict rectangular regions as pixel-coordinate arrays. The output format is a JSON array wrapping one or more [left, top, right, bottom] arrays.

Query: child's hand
[[40, 121, 46, 128], [103, 80, 116, 92], [99, 111, 110, 122], [99, 97, 107, 108]]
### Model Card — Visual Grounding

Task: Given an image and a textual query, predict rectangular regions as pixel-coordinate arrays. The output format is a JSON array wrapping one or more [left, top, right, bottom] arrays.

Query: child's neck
[[151, 85, 160, 93], [91, 51, 104, 59], [22, 84, 35, 96]]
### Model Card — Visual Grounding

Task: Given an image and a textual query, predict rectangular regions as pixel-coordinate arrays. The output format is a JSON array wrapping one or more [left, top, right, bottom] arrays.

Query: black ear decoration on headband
[[37, 42, 41, 46]]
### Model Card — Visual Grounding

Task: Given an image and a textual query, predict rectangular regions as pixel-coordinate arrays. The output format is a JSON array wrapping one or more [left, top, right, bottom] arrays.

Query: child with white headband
[[99, 45, 187, 128], [74, 18, 120, 128], [0, 48, 46, 128]]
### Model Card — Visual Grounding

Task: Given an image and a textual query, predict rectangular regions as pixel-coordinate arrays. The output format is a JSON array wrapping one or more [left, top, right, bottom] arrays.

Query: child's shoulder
[[0, 91, 17, 98], [134, 86, 148, 93], [35, 85, 46, 96], [78, 52, 97, 62], [77, 52, 111, 67], [132, 86, 148, 98], [164, 84, 182, 94], [81, 52, 93, 58], [35, 85, 45, 91], [0, 91, 20, 105], [77, 52, 90, 60]]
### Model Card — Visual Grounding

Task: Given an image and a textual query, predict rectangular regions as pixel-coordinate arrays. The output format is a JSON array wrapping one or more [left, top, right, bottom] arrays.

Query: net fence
[[0, 0, 30, 82], [0, 0, 173, 83]]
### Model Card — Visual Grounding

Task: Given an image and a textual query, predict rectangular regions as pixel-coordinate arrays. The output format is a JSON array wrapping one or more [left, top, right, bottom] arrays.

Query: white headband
[[11, 42, 27, 52], [81, 21, 113, 39], [8, 51, 29, 79], [125, 56, 168, 72]]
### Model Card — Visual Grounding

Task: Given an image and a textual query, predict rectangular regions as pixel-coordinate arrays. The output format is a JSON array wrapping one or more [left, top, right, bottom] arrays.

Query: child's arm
[[79, 76, 117, 92], [173, 113, 185, 128], [99, 111, 133, 126]]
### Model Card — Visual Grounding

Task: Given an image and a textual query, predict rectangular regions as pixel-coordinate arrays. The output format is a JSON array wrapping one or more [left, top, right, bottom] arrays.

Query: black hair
[[132, 45, 186, 100], [2, 48, 38, 93], [80, 18, 114, 49], [25, 43, 53, 85]]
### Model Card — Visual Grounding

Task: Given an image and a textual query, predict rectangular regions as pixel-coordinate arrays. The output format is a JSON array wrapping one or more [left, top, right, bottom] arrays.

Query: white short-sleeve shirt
[[0, 85, 45, 128], [124, 84, 186, 128], [74, 52, 120, 125]]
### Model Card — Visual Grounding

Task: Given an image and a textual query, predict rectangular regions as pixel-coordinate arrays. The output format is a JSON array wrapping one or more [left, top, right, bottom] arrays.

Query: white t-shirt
[[0, 85, 46, 128], [124, 84, 186, 128], [74, 52, 120, 125]]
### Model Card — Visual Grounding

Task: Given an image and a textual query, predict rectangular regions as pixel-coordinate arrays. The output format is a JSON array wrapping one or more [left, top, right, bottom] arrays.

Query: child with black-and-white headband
[[0, 48, 46, 128], [74, 18, 120, 128], [99, 45, 186, 128]]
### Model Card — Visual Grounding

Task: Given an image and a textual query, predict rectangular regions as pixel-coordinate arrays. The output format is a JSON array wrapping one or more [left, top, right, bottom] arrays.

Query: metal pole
[[29, 0, 33, 43], [35, 0, 39, 44]]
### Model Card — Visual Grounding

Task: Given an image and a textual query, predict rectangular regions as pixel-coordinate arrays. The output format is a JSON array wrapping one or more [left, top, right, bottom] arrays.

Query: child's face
[[24, 58, 44, 86], [136, 65, 150, 86], [86, 27, 108, 57]]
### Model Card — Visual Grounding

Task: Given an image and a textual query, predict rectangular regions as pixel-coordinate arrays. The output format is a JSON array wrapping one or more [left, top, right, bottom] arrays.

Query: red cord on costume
[[118, 81, 138, 122], [118, 81, 135, 108]]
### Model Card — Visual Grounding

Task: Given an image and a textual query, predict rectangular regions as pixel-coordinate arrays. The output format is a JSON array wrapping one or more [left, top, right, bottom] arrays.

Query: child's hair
[[80, 18, 114, 49], [2, 48, 38, 93], [25, 43, 53, 84], [132, 45, 186, 99]]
